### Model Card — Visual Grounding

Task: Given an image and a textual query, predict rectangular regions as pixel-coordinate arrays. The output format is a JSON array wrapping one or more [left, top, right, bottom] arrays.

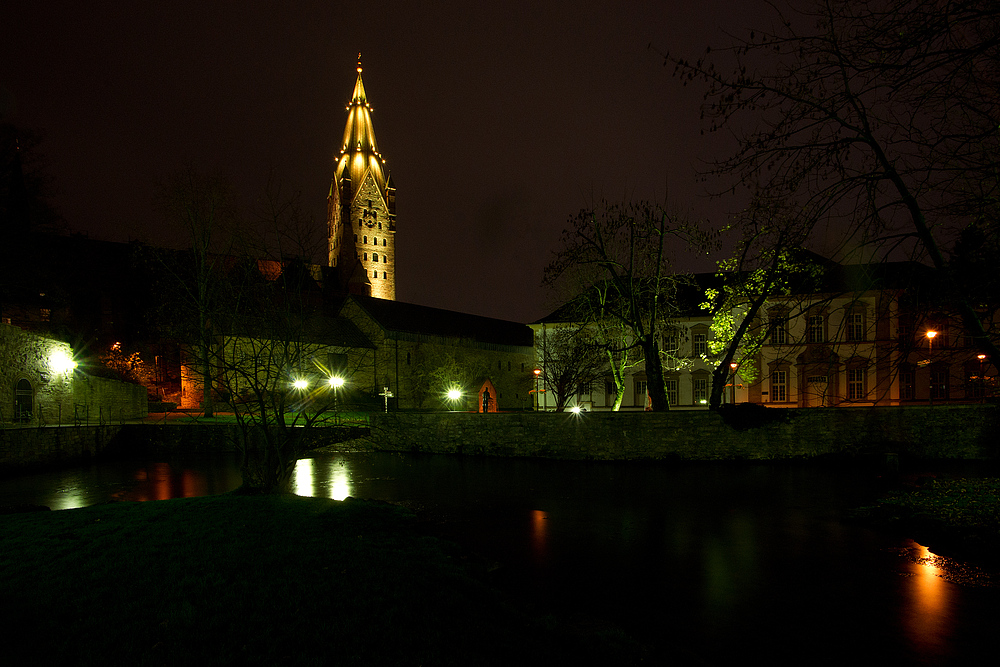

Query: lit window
[[693, 377, 708, 404], [634, 380, 648, 406], [770, 316, 787, 345], [40, 308, 51, 322], [930, 369, 950, 399], [665, 379, 678, 406], [900, 369, 915, 399], [693, 333, 707, 356], [771, 371, 787, 402], [808, 315, 824, 343], [846, 312, 864, 342], [847, 368, 866, 400]]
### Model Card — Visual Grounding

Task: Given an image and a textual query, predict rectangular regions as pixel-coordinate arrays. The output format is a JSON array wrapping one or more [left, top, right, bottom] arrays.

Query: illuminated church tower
[[327, 55, 397, 300]]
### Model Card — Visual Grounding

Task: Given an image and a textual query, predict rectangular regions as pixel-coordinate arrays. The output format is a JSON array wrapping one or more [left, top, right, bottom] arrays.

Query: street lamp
[[533, 369, 542, 411], [328, 376, 344, 420], [926, 330, 937, 403], [729, 362, 739, 405], [977, 354, 987, 401]]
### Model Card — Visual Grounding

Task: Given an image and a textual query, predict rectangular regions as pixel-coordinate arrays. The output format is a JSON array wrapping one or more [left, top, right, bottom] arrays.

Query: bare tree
[[157, 168, 237, 417], [544, 201, 706, 411], [667, 0, 1000, 360], [535, 325, 607, 411]]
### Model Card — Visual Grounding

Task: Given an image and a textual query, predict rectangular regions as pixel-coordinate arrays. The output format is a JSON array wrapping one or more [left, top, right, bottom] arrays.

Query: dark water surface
[[3, 452, 998, 665]]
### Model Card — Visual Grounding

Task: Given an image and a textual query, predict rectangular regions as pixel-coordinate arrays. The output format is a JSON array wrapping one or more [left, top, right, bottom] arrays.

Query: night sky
[[2, 1, 769, 323]]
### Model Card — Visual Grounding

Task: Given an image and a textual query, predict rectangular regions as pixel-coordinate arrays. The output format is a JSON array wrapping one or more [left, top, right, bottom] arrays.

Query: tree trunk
[[642, 337, 670, 411]]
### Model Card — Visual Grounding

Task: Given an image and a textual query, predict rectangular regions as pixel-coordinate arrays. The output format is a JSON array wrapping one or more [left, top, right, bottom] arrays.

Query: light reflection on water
[[291, 457, 353, 501], [2, 452, 998, 664], [900, 540, 956, 662]]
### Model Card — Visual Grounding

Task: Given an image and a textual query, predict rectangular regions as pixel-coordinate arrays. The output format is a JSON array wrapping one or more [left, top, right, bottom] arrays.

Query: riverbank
[[0, 493, 642, 666], [853, 476, 1000, 563]]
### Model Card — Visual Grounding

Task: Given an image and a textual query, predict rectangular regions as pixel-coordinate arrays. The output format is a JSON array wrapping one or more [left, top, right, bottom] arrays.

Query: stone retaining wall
[[369, 405, 999, 460], [0, 425, 127, 472], [2, 405, 995, 474]]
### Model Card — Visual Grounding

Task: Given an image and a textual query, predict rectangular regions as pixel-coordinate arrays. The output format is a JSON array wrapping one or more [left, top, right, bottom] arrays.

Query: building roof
[[334, 56, 388, 199], [534, 273, 722, 325], [346, 295, 534, 348]]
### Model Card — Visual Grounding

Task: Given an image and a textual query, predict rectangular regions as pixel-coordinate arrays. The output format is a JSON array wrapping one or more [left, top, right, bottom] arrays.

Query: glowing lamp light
[[926, 330, 938, 340], [292, 379, 308, 390], [447, 389, 462, 400], [49, 349, 77, 375], [329, 377, 345, 389], [570, 406, 582, 414]]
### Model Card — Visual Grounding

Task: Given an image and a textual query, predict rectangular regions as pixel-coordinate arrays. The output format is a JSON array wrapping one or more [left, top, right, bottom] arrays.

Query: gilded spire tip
[[357, 52, 362, 73]]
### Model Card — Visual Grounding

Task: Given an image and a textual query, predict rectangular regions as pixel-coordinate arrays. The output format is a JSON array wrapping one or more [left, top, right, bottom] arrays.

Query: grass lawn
[[1, 494, 640, 666], [853, 477, 1000, 560]]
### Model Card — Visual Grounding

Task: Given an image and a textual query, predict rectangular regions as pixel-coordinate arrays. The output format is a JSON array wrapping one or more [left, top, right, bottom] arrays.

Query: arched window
[[382, 256, 387, 263], [373, 237, 378, 245], [14, 378, 32, 422], [363, 236, 367, 244], [373, 269, 378, 278], [382, 271, 387, 279], [372, 253, 378, 262], [382, 239, 386, 246], [358, 220, 362, 229], [378, 222, 382, 229], [364, 253, 368, 261]]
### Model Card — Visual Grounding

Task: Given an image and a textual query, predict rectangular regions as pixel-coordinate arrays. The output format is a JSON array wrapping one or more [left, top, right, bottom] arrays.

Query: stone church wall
[[0, 324, 147, 426]]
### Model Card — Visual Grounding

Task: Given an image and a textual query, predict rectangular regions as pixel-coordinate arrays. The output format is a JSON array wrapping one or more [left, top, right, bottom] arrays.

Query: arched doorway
[[14, 379, 33, 422]]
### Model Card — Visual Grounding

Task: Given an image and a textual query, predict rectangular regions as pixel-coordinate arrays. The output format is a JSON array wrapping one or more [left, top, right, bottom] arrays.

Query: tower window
[[354, 234, 357, 242], [358, 220, 362, 228], [382, 271, 387, 279], [382, 256, 387, 263], [378, 222, 382, 229], [363, 236, 367, 244], [373, 270, 378, 278], [373, 253, 378, 261], [382, 239, 386, 246], [373, 237, 378, 244], [364, 253, 368, 261]]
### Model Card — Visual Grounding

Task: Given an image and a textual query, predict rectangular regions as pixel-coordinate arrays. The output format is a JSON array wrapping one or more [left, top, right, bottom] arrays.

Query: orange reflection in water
[[531, 510, 549, 563], [901, 540, 954, 661]]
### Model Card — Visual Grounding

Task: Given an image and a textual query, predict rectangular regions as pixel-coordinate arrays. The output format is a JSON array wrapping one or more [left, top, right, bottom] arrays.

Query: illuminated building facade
[[327, 56, 397, 301]]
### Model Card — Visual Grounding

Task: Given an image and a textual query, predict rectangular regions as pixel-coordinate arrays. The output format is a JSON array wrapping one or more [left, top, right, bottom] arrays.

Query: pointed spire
[[336, 55, 385, 196]]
